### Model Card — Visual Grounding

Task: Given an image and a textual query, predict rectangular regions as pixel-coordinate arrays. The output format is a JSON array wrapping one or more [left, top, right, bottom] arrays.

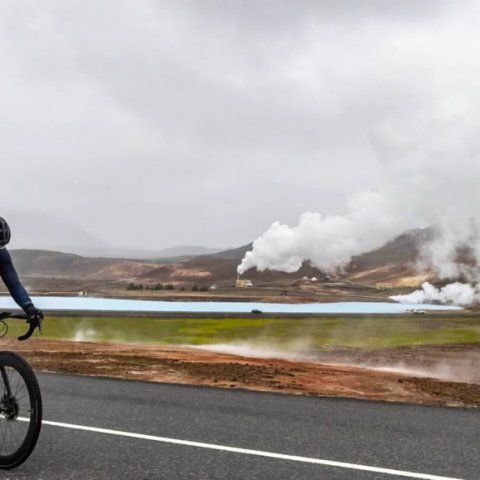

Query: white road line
[[19, 417, 464, 480]]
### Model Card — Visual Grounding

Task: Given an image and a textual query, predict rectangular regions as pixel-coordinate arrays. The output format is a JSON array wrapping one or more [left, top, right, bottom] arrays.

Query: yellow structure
[[236, 275, 253, 288]]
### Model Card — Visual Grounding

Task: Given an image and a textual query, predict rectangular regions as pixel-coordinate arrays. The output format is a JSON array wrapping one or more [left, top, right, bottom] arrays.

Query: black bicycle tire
[[0, 351, 42, 469]]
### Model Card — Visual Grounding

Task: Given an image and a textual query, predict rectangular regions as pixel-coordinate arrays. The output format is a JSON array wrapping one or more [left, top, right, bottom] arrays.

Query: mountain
[[212, 243, 252, 260], [148, 246, 222, 258], [3, 211, 108, 253], [10, 249, 158, 280], [2, 210, 222, 259], [137, 228, 434, 286], [9, 228, 434, 287], [68, 245, 223, 259], [346, 227, 434, 286]]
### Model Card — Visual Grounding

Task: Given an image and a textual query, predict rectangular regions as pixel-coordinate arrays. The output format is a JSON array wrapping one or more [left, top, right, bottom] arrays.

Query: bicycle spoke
[[11, 422, 27, 438], [0, 368, 7, 398], [7, 420, 18, 447], [7, 367, 14, 389], [0, 420, 6, 451], [13, 371, 26, 396], [0, 354, 42, 468], [13, 374, 21, 398], [14, 392, 29, 402], [1, 421, 9, 453], [0, 370, 29, 455]]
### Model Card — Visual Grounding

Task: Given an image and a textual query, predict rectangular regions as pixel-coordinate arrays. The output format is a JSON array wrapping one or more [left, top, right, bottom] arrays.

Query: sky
[[1, 0, 479, 252]]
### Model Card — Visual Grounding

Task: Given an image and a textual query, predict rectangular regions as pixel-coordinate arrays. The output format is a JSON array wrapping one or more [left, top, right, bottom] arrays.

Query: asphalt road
[[6, 373, 480, 480]]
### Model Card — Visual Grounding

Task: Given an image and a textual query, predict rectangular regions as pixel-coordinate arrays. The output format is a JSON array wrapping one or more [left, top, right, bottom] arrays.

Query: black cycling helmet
[[0, 217, 11, 247]]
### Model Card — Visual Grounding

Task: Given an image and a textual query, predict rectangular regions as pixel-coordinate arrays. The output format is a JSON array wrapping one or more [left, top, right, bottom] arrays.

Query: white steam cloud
[[417, 222, 480, 282], [390, 282, 480, 306], [238, 114, 480, 306], [237, 192, 407, 274]]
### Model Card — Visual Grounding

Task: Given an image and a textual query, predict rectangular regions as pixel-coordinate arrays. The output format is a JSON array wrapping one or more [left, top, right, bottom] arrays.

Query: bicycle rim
[[0, 352, 42, 469]]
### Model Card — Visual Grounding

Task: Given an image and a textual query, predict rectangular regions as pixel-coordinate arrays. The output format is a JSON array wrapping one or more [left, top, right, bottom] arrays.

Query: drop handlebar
[[0, 312, 41, 341]]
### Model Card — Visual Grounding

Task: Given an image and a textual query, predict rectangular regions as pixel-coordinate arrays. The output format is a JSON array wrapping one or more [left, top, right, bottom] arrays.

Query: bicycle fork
[[0, 366, 16, 419], [0, 367, 12, 397]]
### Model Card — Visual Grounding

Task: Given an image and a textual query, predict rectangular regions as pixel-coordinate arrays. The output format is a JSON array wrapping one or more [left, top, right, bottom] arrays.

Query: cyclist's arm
[[0, 247, 33, 311]]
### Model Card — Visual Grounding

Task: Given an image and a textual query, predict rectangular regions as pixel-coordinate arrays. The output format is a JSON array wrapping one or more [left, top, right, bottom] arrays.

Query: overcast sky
[[1, 0, 478, 250]]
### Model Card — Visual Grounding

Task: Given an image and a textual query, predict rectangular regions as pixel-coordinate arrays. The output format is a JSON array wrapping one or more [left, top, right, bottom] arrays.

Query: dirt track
[[5, 338, 479, 408]]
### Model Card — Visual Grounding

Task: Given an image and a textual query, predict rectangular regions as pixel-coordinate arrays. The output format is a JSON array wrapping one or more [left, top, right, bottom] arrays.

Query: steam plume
[[390, 282, 480, 306], [238, 114, 480, 307], [237, 192, 407, 274]]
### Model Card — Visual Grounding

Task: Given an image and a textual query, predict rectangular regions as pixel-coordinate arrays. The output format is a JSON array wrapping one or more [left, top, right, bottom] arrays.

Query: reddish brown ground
[[4, 339, 479, 408]]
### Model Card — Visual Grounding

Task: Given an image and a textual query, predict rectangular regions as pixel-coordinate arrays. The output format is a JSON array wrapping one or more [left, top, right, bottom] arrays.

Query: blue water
[[0, 296, 462, 314]]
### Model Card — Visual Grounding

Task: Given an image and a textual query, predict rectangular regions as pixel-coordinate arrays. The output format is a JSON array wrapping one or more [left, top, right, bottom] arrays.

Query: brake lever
[[18, 320, 37, 341], [0, 313, 42, 341], [16, 316, 41, 341]]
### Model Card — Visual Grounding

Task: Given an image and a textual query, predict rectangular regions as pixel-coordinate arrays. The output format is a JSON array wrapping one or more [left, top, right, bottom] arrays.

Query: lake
[[0, 295, 462, 314]]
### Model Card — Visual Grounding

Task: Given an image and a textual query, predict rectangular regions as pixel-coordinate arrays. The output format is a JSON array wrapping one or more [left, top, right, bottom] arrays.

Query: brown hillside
[[136, 229, 433, 287], [9, 227, 434, 288], [11, 249, 158, 281], [346, 228, 435, 287]]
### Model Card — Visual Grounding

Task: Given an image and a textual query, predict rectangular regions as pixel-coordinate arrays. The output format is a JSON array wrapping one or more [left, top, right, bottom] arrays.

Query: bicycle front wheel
[[0, 351, 42, 469]]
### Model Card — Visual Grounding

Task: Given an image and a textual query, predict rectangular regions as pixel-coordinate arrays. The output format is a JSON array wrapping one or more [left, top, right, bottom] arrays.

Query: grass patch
[[5, 314, 480, 350]]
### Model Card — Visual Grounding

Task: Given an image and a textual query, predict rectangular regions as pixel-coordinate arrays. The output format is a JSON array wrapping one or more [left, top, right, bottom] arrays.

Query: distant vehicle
[[251, 309, 263, 314], [412, 309, 426, 315]]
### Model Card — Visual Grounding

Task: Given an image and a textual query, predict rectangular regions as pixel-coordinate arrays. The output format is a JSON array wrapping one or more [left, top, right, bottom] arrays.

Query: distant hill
[[154, 245, 222, 257], [10, 249, 159, 280], [4, 211, 108, 252], [137, 228, 434, 286], [73, 245, 223, 259], [3, 209, 222, 259], [9, 228, 435, 287], [212, 243, 252, 260], [346, 227, 435, 286]]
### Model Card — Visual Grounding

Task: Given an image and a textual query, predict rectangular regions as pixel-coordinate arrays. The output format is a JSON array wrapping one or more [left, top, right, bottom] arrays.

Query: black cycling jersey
[[0, 248, 32, 310]]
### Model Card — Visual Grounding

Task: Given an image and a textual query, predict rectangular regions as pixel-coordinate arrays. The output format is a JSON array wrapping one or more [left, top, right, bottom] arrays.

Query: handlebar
[[0, 312, 41, 341]]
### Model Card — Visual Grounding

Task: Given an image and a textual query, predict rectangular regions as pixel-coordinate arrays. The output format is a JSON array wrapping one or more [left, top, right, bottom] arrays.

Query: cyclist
[[0, 216, 44, 329]]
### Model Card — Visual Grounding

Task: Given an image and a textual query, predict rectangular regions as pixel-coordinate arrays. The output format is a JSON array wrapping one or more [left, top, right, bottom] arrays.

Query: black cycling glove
[[24, 304, 44, 332]]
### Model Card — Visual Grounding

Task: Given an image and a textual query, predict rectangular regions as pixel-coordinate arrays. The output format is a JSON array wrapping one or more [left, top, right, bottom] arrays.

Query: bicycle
[[0, 312, 43, 469]]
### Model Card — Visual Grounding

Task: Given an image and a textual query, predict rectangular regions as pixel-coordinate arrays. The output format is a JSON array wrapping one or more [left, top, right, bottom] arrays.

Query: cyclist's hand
[[24, 305, 44, 333]]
